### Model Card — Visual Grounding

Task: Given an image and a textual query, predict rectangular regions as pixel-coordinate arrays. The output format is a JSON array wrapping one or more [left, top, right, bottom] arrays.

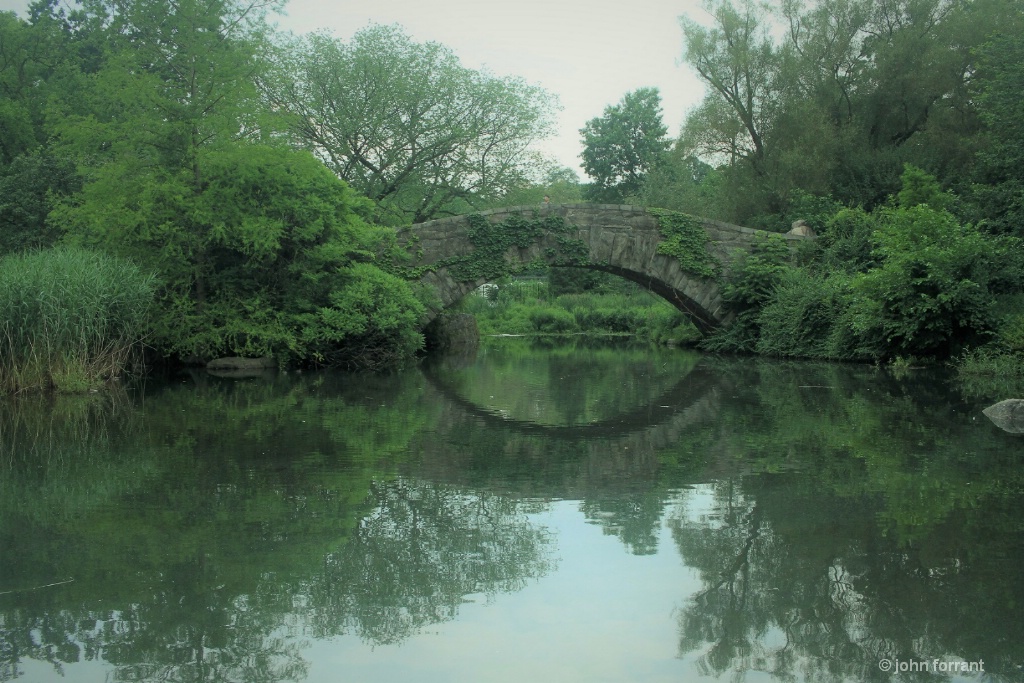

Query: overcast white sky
[[0, 0, 710, 177]]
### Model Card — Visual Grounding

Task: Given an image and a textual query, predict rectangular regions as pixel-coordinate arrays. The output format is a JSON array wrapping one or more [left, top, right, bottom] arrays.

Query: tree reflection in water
[[669, 471, 1024, 682], [2, 347, 1024, 682], [307, 480, 554, 645]]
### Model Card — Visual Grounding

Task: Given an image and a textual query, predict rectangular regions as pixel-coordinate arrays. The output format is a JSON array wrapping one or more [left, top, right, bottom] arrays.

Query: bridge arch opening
[[447, 266, 718, 336]]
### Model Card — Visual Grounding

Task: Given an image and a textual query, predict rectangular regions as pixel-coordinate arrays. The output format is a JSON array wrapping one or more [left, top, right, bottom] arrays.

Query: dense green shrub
[[817, 207, 877, 274], [850, 205, 1004, 358], [753, 269, 880, 361], [992, 304, 1024, 354], [528, 308, 576, 333], [300, 262, 425, 368], [0, 247, 155, 392], [708, 165, 1024, 362], [757, 269, 847, 359], [897, 164, 955, 212], [55, 145, 425, 367], [719, 234, 791, 311]]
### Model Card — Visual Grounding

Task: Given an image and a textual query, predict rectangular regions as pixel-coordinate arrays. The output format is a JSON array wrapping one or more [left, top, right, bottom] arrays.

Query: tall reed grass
[[0, 247, 155, 393]]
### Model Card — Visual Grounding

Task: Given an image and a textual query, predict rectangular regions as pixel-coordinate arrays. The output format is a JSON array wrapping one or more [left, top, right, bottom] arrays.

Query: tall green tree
[[678, 0, 1013, 224], [579, 87, 671, 203], [264, 24, 558, 225], [0, 10, 44, 167], [51, 0, 280, 325], [680, 1, 786, 176], [53, 0, 282, 183], [0, 1, 92, 166], [678, 0, 812, 219]]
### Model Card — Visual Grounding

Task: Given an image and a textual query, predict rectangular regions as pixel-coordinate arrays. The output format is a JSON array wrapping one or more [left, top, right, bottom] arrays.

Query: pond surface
[[1, 338, 1022, 683]]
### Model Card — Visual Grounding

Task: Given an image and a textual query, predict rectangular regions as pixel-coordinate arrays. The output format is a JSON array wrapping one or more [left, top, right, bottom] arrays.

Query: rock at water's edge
[[982, 399, 1024, 434]]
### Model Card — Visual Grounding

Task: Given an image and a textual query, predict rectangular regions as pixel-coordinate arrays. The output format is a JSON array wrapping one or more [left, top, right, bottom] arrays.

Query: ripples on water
[[1, 338, 1021, 682]]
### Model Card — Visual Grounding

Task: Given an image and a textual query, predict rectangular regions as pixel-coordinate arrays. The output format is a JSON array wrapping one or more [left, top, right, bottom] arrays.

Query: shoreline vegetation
[[1, 0, 1022, 395], [0, 248, 154, 394], [0, 253, 1019, 398]]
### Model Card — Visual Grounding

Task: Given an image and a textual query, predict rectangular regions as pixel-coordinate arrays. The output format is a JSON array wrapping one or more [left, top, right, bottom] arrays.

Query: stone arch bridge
[[399, 203, 810, 334]]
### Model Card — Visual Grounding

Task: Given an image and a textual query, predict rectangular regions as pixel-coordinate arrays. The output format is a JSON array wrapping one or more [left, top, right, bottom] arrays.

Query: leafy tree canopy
[[263, 24, 559, 225], [579, 87, 670, 204], [676, 0, 1017, 224], [968, 28, 1024, 236], [57, 142, 425, 366]]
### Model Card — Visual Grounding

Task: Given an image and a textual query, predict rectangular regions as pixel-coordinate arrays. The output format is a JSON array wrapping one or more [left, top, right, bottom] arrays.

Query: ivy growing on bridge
[[397, 209, 718, 287], [649, 208, 720, 280], [443, 213, 588, 281]]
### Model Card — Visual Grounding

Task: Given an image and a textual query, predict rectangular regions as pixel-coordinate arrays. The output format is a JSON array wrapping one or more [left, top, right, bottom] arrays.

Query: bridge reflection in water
[[421, 345, 719, 441]]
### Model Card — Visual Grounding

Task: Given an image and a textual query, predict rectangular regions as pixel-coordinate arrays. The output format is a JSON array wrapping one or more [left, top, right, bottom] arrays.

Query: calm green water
[[1, 339, 1022, 683]]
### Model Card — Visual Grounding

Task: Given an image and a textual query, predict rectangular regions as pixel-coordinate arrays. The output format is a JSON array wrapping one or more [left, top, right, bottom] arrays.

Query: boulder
[[982, 399, 1024, 434], [787, 219, 816, 237]]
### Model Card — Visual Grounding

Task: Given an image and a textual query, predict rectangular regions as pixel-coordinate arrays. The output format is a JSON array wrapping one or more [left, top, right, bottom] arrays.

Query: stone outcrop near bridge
[[399, 203, 810, 334]]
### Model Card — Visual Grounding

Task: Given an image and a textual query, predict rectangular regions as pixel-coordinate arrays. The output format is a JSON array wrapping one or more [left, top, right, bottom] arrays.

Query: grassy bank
[[953, 347, 1024, 398], [456, 274, 701, 344], [0, 247, 155, 394]]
